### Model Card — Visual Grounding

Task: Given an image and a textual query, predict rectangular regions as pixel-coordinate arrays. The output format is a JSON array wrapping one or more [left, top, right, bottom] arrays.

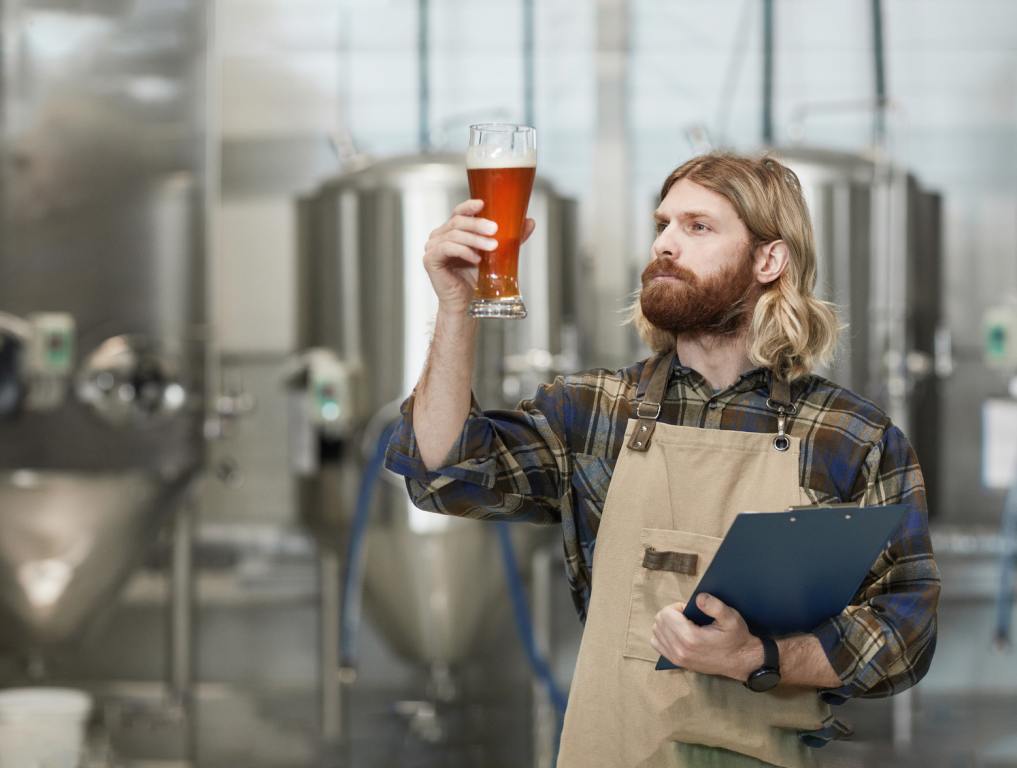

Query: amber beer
[[466, 124, 536, 319]]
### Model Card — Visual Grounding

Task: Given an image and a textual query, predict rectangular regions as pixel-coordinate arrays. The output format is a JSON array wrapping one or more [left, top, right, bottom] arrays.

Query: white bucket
[[0, 688, 92, 768]]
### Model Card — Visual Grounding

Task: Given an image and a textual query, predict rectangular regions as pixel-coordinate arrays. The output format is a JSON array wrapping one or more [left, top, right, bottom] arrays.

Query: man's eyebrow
[[653, 209, 718, 221]]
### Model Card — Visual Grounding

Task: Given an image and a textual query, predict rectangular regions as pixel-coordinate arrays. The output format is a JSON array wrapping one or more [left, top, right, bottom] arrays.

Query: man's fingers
[[520, 217, 536, 243], [449, 214, 498, 235], [661, 602, 689, 621], [428, 242, 482, 266], [696, 593, 738, 627], [650, 626, 681, 664], [452, 199, 484, 215], [431, 206, 495, 238], [444, 229, 498, 252], [655, 604, 693, 647]]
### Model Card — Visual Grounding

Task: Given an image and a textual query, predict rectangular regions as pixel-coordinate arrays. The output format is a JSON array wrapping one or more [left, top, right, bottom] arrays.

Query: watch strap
[[760, 635, 779, 671], [744, 635, 781, 692]]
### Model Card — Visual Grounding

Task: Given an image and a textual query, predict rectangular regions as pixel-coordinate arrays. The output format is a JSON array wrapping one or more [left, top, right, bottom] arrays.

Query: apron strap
[[767, 371, 793, 411], [765, 370, 797, 452], [627, 352, 674, 453], [634, 351, 666, 400], [629, 360, 797, 453], [797, 717, 854, 748]]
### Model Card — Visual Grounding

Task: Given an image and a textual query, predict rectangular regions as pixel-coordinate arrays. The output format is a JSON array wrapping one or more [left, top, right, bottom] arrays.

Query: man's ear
[[754, 240, 790, 285]]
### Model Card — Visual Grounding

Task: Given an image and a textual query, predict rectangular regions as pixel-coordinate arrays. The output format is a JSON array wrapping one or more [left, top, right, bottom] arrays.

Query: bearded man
[[384, 152, 939, 768]]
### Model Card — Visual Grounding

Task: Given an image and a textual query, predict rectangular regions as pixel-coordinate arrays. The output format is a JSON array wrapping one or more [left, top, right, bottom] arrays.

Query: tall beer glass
[[466, 123, 536, 319]]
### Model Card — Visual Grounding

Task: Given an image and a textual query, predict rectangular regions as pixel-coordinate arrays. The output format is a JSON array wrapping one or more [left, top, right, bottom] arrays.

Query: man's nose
[[653, 235, 679, 261]]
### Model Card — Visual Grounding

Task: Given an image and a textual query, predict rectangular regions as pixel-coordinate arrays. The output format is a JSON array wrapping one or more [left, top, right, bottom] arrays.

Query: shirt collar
[[668, 352, 770, 397]]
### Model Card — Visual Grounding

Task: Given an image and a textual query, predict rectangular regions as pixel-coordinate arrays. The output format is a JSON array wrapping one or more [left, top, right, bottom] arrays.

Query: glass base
[[468, 296, 527, 319]]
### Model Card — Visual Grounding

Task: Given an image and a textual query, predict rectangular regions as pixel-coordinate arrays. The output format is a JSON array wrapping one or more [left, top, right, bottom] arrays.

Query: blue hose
[[495, 521, 568, 719], [340, 422, 568, 751], [340, 422, 396, 668]]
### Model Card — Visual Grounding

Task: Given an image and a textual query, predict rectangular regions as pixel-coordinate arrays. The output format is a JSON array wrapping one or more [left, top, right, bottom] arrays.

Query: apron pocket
[[623, 534, 831, 747], [622, 528, 722, 663]]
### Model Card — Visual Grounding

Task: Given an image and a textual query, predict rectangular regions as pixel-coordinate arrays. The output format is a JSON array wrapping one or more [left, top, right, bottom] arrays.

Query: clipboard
[[655, 503, 907, 671]]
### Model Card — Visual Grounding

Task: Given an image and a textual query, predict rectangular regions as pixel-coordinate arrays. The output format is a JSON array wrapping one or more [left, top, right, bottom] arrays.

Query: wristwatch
[[744, 635, 781, 692]]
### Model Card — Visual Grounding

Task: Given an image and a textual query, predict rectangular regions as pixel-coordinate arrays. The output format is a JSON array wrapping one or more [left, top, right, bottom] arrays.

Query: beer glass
[[466, 123, 536, 319]]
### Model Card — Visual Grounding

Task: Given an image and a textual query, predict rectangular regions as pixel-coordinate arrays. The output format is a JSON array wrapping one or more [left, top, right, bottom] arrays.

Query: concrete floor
[[73, 683, 1017, 767], [5, 520, 1015, 768], [331, 690, 1017, 768], [816, 693, 1017, 767]]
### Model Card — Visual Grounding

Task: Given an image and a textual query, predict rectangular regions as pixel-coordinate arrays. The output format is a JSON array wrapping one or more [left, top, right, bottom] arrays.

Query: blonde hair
[[629, 152, 841, 382]]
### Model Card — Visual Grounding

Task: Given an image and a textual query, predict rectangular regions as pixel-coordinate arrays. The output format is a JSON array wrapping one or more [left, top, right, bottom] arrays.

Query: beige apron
[[557, 353, 832, 768]]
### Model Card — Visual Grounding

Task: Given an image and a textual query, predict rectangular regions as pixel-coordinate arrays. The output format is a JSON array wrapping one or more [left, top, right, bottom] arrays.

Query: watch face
[[746, 668, 780, 693]]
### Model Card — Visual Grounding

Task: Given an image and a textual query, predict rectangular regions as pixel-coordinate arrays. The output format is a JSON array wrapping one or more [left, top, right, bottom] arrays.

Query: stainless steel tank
[[294, 153, 579, 666], [0, 1, 207, 652], [775, 148, 944, 508]]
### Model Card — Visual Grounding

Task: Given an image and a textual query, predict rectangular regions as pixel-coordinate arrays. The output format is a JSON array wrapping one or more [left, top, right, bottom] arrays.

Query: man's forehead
[[655, 179, 734, 220]]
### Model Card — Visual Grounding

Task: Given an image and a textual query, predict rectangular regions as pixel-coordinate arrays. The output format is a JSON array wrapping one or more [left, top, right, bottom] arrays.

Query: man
[[384, 153, 939, 767]]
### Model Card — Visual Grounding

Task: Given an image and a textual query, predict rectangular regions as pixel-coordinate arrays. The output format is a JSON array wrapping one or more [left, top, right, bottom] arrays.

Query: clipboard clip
[[786, 502, 863, 511]]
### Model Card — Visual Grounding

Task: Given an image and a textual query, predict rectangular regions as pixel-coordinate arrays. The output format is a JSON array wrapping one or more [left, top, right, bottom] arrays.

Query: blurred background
[[0, 0, 1016, 766]]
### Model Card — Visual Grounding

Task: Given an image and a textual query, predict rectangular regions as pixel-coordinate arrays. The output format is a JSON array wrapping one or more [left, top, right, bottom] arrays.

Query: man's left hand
[[650, 593, 764, 681]]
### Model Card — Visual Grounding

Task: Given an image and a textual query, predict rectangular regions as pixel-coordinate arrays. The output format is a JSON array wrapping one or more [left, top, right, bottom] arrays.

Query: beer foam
[[466, 146, 537, 169]]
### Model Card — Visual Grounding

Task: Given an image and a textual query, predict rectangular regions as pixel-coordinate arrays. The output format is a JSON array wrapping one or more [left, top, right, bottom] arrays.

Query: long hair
[[628, 152, 841, 382]]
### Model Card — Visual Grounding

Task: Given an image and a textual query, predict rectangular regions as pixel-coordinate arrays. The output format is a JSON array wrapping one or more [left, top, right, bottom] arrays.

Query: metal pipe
[[204, 0, 221, 438], [761, 0, 774, 146], [418, 0, 431, 151], [594, 0, 632, 365], [893, 689, 913, 751], [169, 502, 194, 701], [877, 162, 914, 753], [168, 497, 196, 760], [0, 0, 7, 258], [871, 0, 887, 148], [523, 0, 535, 128], [532, 543, 555, 768], [319, 545, 343, 744]]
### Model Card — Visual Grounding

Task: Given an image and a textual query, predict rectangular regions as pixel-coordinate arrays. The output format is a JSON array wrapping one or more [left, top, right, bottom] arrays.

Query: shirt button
[[708, 400, 720, 410]]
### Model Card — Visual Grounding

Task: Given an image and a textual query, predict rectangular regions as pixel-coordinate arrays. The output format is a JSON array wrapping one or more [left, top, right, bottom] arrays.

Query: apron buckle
[[636, 401, 661, 420], [628, 354, 669, 452], [765, 397, 798, 415], [771, 408, 791, 451], [765, 376, 796, 453], [628, 401, 661, 452]]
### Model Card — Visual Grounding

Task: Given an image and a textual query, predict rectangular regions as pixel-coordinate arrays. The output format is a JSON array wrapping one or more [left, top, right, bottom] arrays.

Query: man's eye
[[691, 222, 709, 232], [655, 222, 667, 233]]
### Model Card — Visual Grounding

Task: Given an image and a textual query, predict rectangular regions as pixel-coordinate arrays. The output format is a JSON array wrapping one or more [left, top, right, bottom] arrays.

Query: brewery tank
[[0, 173, 207, 651], [0, 1, 209, 653], [775, 148, 943, 507], [294, 153, 579, 666], [0, 178, 206, 652]]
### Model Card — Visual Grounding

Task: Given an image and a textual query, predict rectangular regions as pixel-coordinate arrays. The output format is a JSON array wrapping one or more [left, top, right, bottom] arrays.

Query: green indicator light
[[988, 325, 1007, 356]]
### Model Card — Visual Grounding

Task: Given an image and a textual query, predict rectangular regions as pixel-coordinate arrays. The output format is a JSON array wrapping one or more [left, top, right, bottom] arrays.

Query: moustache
[[641, 260, 697, 286]]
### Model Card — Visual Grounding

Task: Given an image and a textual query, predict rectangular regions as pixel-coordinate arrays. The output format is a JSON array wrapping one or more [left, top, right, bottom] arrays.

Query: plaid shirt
[[384, 352, 940, 702]]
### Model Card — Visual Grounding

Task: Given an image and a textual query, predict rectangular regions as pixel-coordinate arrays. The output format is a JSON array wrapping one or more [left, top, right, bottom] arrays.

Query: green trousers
[[676, 743, 780, 767]]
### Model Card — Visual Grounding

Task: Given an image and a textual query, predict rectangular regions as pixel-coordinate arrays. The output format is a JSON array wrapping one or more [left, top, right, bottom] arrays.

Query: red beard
[[639, 251, 759, 337]]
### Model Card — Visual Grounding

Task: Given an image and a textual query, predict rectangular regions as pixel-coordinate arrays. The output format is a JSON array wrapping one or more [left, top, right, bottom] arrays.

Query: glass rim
[[469, 123, 535, 133]]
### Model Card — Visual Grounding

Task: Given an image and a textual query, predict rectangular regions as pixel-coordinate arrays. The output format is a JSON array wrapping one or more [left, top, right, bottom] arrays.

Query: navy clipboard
[[655, 504, 907, 671]]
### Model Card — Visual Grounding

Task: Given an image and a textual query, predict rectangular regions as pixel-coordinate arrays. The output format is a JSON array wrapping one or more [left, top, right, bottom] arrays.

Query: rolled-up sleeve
[[812, 425, 941, 703], [383, 376, 571, 524]]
